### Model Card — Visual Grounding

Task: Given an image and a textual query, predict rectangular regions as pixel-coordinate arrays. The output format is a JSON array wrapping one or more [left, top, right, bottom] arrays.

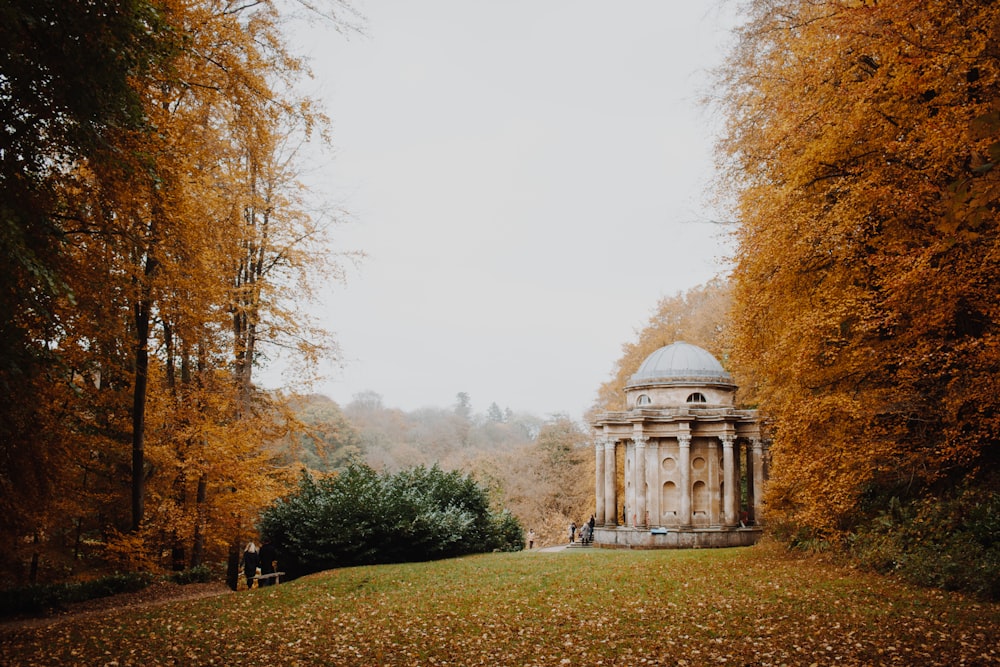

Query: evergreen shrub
[[258, 463, 524, 578], [849, 484, 1000, 600]]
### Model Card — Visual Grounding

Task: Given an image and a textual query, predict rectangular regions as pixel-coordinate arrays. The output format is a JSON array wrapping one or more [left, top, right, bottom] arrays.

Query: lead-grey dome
[[628, 341, 732, 386]]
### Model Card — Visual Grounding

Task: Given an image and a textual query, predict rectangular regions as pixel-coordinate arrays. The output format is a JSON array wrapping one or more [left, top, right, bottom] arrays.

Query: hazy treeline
[[273, 391, 594, 548]]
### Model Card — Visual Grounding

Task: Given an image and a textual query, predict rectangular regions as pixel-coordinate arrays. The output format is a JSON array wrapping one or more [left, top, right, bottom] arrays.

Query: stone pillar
[[721, 433, 736, 527], [594, 436, 606, 526], [603, 438, 617, 525], [650, 439, 661, 526], [734, 436, 742, 522], [745, 438, 754, 523], [707, 437, 720, 526], [678, 430, 692, 527], [634, 434, 648, 527], [752, 437, 765, 524], [625, 443, 634, 526]]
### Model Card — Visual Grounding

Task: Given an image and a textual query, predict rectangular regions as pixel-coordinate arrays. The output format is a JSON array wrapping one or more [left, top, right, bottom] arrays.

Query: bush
[[258, 463, 524, 577], [0, 571, 155, 617], [168, 564, 215, 585], [849, 485, 1000, 600]]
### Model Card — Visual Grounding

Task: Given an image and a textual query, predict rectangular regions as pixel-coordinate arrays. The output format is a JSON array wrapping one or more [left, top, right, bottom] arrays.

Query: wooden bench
[[252, 571, 285, 584]]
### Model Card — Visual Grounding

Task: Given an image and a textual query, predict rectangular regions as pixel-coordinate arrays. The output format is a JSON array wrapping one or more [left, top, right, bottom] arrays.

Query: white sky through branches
[[277, 1, 737, 419]]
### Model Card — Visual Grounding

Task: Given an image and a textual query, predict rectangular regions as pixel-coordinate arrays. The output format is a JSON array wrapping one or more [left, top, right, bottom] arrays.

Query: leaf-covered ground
[[1, 542, 997, 666]]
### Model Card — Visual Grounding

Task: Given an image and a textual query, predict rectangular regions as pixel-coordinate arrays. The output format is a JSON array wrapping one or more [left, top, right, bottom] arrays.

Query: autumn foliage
[[718, 0, 1000, 539], [594, 279, 732, 413], [0, 0, 348, 582]]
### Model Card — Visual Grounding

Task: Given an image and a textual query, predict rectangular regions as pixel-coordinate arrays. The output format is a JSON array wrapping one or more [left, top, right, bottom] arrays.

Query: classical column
[[634, 434, 648, 527], [752, 438, 765, 524], [745, 437, 754, 523], [649, 438, 661, 526], [594, 436, 606, 527], [707, 437, 720, 526], [677, 431, 692, 527], [603, 438, 617, 525], [721, 433, 736, 527]]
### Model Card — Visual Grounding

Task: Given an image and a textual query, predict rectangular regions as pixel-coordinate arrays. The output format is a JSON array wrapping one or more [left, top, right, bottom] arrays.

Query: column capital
[[633, 435, 648, 449], [677, 433, 691, 448], [720, 433, 735, 448]]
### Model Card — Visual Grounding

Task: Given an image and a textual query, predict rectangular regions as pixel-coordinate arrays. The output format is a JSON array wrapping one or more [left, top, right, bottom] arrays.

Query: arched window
[[686, 392, 707, 403], [636, 394, 651, 406]]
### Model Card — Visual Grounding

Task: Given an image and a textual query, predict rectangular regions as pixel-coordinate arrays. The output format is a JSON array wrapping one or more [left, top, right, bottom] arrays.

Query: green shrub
[[258, 463, 525, 578], [168, 564, 215, 585], [849, 485, 1000, 600]]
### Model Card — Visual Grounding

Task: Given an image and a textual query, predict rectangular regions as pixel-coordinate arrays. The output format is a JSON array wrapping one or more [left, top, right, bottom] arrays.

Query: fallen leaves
[[1, 543, 997, 665]]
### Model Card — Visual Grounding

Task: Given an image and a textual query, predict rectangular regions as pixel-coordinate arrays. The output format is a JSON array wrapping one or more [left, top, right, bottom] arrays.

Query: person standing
[[569, 521, 577, 544], [241, 540, 260, 590], [258, 538, 278, 586], [527, 529, 536, 549]]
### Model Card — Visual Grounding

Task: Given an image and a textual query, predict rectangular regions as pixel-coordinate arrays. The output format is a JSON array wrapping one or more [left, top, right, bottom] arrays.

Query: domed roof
[[627, 341, 732, 386]]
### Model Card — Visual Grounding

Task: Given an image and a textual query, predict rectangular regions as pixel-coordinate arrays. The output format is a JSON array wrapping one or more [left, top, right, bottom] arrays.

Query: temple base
[[593, 526, 763, 549]]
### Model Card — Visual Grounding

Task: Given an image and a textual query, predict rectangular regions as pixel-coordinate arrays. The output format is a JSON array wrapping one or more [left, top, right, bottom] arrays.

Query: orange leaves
[[595, 280, 732, 413], [0, 0, 349, 577], [718, 0, 1000, 535]]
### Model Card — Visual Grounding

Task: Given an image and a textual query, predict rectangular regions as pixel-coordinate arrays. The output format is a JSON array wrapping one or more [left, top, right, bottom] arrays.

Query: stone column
[[745, 437, 754, 523], [634, 434, 648, 527], [678, 430, 692, 527], [649, 438, 661, 526], [603, 438, 617, 525], [707, 437, 720, 526], [594, 436, 606, 526], [721, 433, 736, 527], [752, 438, 765, 524]]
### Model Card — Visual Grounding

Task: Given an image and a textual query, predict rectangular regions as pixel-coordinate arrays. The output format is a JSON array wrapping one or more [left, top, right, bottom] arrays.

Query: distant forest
[[271, 391, 593, 548]]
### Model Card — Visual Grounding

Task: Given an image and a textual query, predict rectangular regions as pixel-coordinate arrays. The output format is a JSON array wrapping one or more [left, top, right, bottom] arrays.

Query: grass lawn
[[1, 541, 997, 666]]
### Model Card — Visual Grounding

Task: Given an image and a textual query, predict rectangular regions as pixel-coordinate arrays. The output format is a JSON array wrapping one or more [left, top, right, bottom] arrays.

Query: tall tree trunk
[[131, 298, 151, 532], [190, 474, 208, 567], [131, 237, 158, 533]]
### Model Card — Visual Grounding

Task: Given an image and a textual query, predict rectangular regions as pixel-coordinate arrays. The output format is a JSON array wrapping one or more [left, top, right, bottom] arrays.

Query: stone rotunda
[[591, 341, 768, 549]]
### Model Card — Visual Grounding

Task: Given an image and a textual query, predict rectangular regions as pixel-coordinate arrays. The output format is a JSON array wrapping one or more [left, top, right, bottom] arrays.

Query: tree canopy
[[0, 0, 351, 583], [718, 0, 1000, 536], [594, 279, 732, 413]]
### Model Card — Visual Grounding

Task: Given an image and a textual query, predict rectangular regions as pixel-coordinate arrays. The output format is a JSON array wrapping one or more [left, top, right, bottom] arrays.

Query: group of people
[[526, 514, 598, 549], [240, 539, 278, 589], [569, 515, 596, 545]]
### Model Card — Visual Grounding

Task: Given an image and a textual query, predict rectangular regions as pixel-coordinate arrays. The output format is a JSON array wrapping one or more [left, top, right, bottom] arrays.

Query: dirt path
[[0, 581, 232, 634]]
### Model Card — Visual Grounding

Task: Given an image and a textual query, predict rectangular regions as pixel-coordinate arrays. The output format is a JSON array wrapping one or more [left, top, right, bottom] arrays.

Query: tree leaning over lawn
[[718, 0, 1000, 536]]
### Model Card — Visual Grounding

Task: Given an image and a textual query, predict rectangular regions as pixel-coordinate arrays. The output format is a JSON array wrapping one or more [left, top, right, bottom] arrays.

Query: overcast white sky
[[276, 2, 738, 419]]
